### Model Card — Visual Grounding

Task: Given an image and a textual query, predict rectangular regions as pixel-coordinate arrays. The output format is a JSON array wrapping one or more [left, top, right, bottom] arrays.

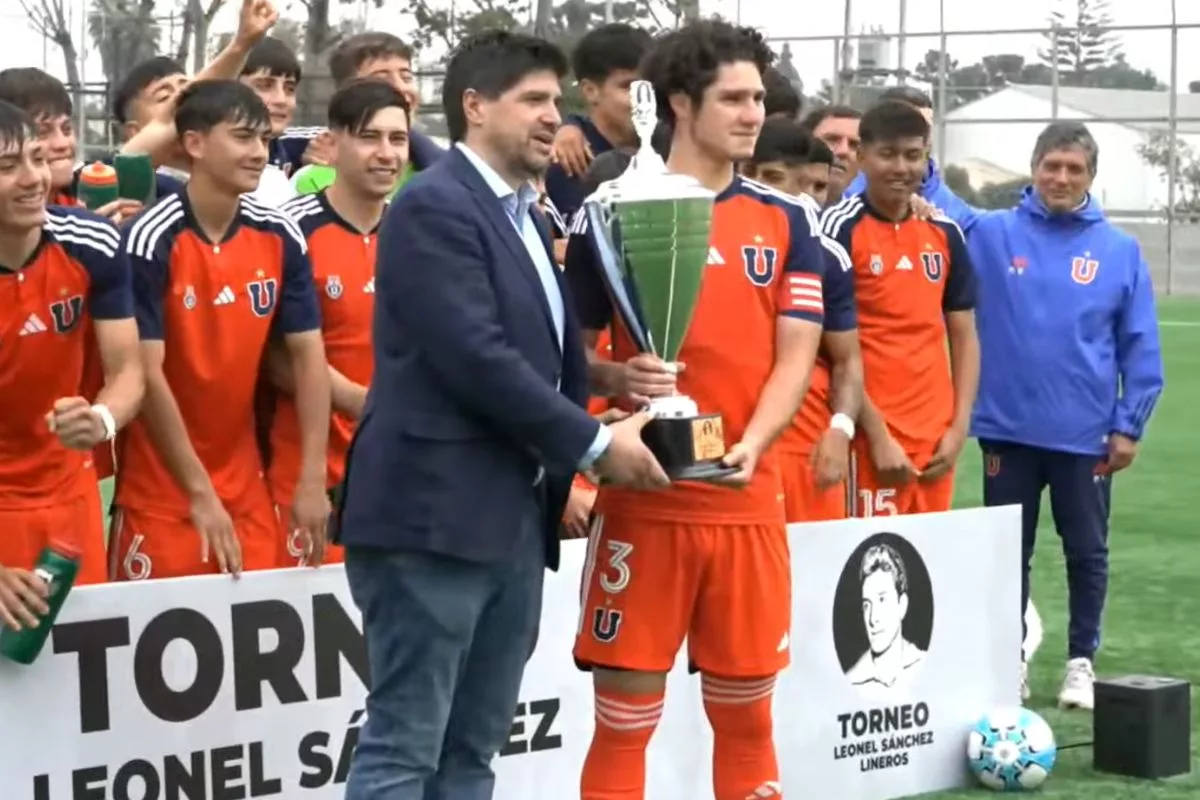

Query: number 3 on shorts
[[858, 488, 898, 517], [599, 540, 633, 594]]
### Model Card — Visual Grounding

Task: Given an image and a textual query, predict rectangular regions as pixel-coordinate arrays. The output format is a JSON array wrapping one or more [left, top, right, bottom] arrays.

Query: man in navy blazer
[[336, 30, 668, 800]]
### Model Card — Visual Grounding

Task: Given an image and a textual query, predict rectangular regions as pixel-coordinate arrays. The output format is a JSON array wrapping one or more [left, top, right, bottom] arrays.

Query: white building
[[940, 84, 1200, 212]]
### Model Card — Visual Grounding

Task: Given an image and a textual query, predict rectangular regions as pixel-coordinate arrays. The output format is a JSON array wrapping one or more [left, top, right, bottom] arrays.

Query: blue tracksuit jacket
[[963, 187, 1164, 456]]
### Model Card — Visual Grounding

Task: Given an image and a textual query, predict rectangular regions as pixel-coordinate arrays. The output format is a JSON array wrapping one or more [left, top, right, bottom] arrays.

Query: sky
[[4, 0, 1200, 97]]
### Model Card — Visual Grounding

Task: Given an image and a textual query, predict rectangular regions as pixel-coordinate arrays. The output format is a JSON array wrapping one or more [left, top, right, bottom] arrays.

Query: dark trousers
[[342, 507, 545, 800], [979, 439, 1112, 661]]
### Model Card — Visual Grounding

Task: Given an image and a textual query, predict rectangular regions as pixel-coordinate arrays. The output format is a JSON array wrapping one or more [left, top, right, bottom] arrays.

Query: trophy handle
[[583, 200, 652, 354]]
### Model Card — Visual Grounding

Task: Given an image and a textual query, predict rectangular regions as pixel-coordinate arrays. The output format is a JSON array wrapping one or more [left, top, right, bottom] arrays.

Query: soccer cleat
[[1020, 661, 1031, 702], [1058, 658, 1095, 710]]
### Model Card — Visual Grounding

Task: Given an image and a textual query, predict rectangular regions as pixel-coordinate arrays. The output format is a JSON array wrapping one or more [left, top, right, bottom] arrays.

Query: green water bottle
[[114, 152, 156, 205], [0, 541, 81, 665], [76, 161, 120, 210]]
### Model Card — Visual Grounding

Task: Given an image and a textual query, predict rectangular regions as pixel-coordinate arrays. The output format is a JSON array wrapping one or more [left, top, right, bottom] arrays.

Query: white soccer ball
[[967, 707, 1057, 791]]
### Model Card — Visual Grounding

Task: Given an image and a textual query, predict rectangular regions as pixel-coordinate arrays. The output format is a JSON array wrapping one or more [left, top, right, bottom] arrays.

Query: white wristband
[[91, 404, 117, 442], [830, 412, 856, 439]]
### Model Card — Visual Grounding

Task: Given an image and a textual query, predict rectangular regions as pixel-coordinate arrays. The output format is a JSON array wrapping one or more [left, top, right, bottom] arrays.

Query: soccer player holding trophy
[[568, 22, 828, 800]]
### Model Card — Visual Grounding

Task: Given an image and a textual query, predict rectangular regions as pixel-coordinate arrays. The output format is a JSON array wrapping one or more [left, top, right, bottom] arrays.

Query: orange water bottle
[[76, 161, 119, 210]]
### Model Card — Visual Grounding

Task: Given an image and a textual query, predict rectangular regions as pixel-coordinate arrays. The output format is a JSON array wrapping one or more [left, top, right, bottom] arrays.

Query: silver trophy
[[581, 81, 734, 481]]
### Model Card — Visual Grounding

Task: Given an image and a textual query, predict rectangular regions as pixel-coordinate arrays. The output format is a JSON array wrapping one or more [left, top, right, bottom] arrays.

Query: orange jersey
[[117, 192, 321, 517], [268, 192, 376, 496], [776, 201, 857, 455], [823, 194, 976, 449], [570, 176, 827, 524], [0, 207, 131, 505]]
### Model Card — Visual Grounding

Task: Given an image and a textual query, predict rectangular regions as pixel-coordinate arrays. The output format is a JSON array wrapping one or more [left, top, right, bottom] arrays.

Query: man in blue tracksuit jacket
[[960, 121, 1164, 711]]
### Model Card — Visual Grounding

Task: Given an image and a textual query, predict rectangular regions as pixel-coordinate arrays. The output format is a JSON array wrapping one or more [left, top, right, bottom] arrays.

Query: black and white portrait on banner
[[832, 532, 934, 694]]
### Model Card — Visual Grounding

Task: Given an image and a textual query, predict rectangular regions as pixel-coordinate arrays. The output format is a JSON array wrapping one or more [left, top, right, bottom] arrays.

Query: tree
[[976, 178, 1027, 209], [1137, 130, 1200, 213], [18, 0, 84, 93], [176, 0, 226, 72], [914, 51, 1053, 110], [400, 0, 690, 52], [941, 164, 980, 206], [1040, 0, 1118, 77], [88, 0, 161, 87], [914, 44, 1161, 113]]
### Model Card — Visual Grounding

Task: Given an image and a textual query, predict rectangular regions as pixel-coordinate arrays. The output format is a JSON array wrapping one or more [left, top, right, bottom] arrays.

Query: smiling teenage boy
[[822, 101, 979, 518]]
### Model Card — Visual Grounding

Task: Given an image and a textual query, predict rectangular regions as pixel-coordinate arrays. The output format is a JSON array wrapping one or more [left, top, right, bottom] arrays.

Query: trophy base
[[642, 402, 737, 483]]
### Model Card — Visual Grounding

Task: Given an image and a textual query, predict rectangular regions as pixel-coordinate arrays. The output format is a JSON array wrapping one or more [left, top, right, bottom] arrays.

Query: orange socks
[[580, 676, 781, 800], [702, 674, 783, 800], [579, 688, 665, 800]]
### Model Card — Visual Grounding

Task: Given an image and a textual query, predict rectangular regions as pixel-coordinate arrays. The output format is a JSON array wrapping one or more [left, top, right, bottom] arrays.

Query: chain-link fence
[[772, 19, 1200, 295], [8, 4, 1200, 292]]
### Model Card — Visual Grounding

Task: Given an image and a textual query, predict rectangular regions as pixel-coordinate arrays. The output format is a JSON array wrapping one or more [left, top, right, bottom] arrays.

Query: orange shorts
[[0, 489, 107, 586], [849, 440, 954, 517], [108, 502, 282, 581], [573, 514, 791, 677], [778, 451, 849, 523], [271, 487, 344, 568]]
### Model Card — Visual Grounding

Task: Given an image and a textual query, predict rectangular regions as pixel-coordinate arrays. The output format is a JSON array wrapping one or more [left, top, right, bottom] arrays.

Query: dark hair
[[581, 149, 633, 195], [650, 121, 672, 158], [175, 80, 271, 139], [808, 137, 835, 167], [112, 56, 184, 124], [442, 30, 568, 143], [0, 68, 72, 121], [328, 78, 410, 133], [1032, 121, 1099, 176], [750, 117, 816, 166], [639, 20, 773, 127], [878, 85, 933, 111], [858, 100, 930, 146], [763, 66, 801, 119], [0, 99, 35, 150], [241, 37, 302, 82], [800, 104, 861, 133], [572, 23, 652, 84], [329, 32, 413, 85]]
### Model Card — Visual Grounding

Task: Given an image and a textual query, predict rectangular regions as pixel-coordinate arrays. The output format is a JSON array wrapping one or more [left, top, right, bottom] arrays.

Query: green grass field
[[96, 298, 1200, 797], [935, 295, 1200, 798]]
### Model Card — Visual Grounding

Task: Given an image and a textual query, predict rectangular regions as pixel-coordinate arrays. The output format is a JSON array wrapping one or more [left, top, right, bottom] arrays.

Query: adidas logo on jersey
[[707, 246, 724, 266], [19, 313, 47, 336], [213, 286, 236, 305], [363, 278, 375, 294], [897, 255, 914, 271]]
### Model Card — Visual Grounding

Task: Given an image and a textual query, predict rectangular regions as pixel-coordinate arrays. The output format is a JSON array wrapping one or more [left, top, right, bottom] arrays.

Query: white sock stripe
[[595, 695, 665, 714], [702, 684, 776, 705], [701, 675, 777, 693], [592, 714, 662, 734]]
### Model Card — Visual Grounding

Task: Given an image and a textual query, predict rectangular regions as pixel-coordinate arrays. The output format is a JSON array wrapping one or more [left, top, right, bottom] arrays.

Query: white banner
[[0, 507, 1020, 800]]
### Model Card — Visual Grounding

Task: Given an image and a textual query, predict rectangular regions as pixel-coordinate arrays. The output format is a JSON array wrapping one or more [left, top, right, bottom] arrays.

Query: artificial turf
[[935, 295, 1200, 798]]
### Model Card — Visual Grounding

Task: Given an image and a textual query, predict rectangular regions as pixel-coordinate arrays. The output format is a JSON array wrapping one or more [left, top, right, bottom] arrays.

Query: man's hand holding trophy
[[582, 81, 740, 484]]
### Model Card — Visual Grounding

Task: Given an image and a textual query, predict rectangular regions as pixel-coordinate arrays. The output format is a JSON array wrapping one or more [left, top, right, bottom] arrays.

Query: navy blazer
[[335, 147, 600, 571]]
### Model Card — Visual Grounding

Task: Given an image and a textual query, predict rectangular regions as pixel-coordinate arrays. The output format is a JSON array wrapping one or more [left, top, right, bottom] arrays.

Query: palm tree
[[88, 0, 161, 87]]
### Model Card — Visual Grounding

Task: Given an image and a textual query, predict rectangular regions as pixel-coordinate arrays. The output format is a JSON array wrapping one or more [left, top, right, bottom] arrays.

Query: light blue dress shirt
[[456, 144, 611, 469]]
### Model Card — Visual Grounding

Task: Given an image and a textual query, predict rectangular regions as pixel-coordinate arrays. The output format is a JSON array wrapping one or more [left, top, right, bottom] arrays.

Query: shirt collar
[[455, 142, 538, 218]]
